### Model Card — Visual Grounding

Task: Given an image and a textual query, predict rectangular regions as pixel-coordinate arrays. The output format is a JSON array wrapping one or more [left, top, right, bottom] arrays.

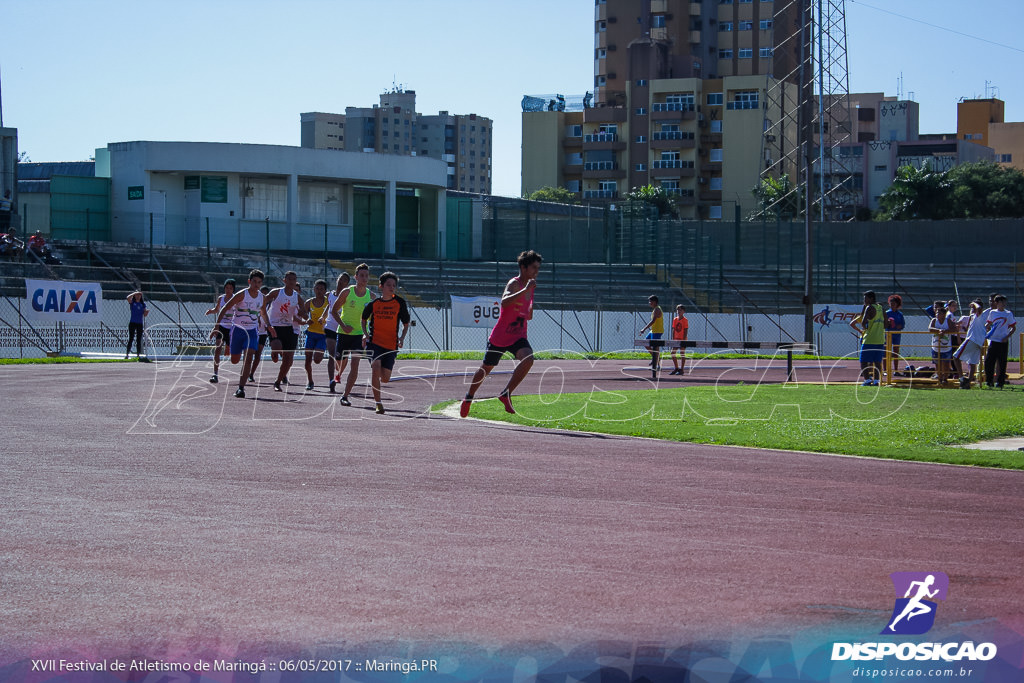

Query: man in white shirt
[[984, 295, 1017, 388]]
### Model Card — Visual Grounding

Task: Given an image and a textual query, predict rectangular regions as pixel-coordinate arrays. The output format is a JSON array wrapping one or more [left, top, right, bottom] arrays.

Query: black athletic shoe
[[274, 381, 282, 392], [248, 375, 255, 383], [209, 374, 218, 384], [234, 388, 245, 398], [329, 380, 337, 393], [305, 382, 314, 390], [339, 395, 351, 406], [375, 403, 386, 415]]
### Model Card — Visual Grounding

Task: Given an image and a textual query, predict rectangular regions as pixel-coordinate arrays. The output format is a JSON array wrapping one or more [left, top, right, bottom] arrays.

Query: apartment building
[[301, 89, 492, 194], [523, 0, 801, 218]]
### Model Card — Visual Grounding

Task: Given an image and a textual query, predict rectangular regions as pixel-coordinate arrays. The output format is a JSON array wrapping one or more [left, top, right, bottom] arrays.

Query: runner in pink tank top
[[488, 280, 534, 347], [460, 250, 543, 418]]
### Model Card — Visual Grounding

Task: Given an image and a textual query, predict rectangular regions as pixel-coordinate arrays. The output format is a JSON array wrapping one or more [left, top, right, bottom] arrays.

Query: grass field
[[448, 384, 1024, 470]]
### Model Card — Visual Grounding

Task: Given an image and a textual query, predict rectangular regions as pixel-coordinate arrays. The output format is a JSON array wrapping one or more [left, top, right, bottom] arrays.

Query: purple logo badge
[[882, 572, 949, 635]]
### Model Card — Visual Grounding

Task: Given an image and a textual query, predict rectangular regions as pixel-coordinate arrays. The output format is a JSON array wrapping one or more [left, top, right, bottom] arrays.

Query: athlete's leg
[[501, 347, 535, 396]]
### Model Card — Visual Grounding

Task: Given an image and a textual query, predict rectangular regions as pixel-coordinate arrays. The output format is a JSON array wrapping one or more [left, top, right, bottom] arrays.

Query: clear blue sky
[[2, 0, 1021, 197]]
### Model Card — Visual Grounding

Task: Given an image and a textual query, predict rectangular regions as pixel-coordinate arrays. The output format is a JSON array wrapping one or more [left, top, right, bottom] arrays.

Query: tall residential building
[[522, 0, 800, 218], [301, 89, 493, 194]]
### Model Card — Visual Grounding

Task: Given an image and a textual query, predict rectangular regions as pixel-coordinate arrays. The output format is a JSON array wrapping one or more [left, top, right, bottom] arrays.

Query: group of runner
[[205, 250, 543, 416]]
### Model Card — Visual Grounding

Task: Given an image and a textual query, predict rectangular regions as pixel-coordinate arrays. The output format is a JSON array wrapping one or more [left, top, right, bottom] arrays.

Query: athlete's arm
[[397, 299, 411, 348], [500, 277, 531, 306], [216, 291, 245, 327]]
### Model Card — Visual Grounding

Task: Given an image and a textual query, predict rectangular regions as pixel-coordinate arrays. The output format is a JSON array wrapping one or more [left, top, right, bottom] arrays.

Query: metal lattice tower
[[760, 0, 856, 221]]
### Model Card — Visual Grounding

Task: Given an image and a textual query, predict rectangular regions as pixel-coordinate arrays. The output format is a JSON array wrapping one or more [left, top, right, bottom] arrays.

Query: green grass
[[441, 384, 1024, 469]]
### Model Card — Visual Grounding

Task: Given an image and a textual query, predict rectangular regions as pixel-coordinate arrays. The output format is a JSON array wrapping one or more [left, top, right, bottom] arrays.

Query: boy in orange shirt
[[670, 304, 689, 375]]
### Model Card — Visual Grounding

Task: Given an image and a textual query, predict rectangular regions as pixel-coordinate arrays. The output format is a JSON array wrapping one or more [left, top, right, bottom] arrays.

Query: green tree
[[525, 186, 579, 204], [875, 163, 953, 220], [625, 184, 679, 218], [946, 162, 1024, 218], [751, 175, 802, 219]]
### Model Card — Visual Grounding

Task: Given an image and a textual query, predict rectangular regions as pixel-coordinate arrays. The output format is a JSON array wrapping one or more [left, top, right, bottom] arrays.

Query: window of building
[[709, 205, 723, 218], [739, 0, 753, 3], [760, 47, 773, 57], [738, 48, 753, 58], [597, 48, 607, 59], [569, 124, 583, 137], [1000, 153, 1013, 162], [710, 177, 723, 190], [636, 79, 647, 86], [244, 179, 287, 221], [739, 21, 753, 30], [711, 120, 723, 133], [874, 165, 887, 172], [636, 107, 647, 115], [720, 0, 733, 4], [597, 76, 607, 87], [710, 148, 723, 162], [719, 49, 733, 59], [661, 180, 679, 193], [636, 163, 647, 171], [598, 20, 607, 31], [636, 135, 647, 143], [707, 92, 724, 105], [652, 15, 666, 28], [760, 19, 773, 29], [719, 22, 733, 31]]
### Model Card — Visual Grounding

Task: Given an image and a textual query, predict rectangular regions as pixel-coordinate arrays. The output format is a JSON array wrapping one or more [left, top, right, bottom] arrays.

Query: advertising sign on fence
[[24, 279, 104, 323], [450, 295, 501, 329]]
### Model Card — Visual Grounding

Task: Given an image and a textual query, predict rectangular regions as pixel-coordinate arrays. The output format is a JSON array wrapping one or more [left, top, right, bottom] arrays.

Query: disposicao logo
[[831, 572, 998, 663], [882, 571, 948, 635]]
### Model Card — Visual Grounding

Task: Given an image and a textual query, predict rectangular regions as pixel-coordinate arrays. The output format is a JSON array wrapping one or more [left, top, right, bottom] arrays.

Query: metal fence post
[[265, 217, 271, 275]]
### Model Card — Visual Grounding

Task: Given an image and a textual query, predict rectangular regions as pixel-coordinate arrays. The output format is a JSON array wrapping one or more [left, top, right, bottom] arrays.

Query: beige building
[[302, 89, 492, 194], [522, 74, 787, 219], [989, 122, 1024, 171]]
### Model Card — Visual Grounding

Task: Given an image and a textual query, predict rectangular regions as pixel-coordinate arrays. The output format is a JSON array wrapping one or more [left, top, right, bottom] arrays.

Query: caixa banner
[[450, 295, 501, 329], [25, 279, 103, 323]]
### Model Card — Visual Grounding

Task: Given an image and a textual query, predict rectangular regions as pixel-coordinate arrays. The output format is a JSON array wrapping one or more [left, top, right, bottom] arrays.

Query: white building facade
[[96, 141, 449, 258]]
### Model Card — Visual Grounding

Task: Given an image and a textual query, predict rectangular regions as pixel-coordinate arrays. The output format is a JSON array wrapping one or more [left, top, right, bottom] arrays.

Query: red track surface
[[2, 359, 1022, 660]]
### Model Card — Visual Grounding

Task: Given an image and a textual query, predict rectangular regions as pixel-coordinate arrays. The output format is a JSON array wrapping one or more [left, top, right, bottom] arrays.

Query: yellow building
[[956, 98, 1004, 149]]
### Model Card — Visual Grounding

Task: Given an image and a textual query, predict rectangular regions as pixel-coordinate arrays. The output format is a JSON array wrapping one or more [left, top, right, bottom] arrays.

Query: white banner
[[812, 304, 864, 335], [450, 295, 501, 329], [24, 279, 104, 323]]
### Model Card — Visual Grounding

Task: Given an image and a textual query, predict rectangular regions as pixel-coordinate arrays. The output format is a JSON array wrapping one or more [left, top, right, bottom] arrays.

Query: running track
[[1, 359, 1022, 669]]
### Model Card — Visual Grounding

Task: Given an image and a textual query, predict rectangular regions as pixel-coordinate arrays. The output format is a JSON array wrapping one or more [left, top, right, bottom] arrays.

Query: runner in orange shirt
[[670, 304, 689, 375], [360, 272, 410, 415]]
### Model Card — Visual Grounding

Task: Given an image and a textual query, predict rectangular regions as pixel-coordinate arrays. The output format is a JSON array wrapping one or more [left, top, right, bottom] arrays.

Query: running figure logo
[[882, 572, 949, 635]]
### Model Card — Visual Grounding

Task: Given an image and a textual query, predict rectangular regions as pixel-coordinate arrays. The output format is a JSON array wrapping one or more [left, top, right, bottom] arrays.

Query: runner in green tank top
[[330, 263, 376, 406], [855, 290, 885, 385]]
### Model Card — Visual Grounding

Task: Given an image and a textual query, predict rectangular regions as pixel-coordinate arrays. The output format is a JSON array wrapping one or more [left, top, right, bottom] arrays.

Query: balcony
[[584, 106, 627, 123], [583, 162, 626, 180], [651, 160, 696, 178], [652, 103, 698, 121], [652, 131, 696, 150], [726, 100, 761, 111], [583, 133, 627, 151], [699, 190, 723, 202], [583, 189, 617, 200], [563, 163, 583, 176]]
